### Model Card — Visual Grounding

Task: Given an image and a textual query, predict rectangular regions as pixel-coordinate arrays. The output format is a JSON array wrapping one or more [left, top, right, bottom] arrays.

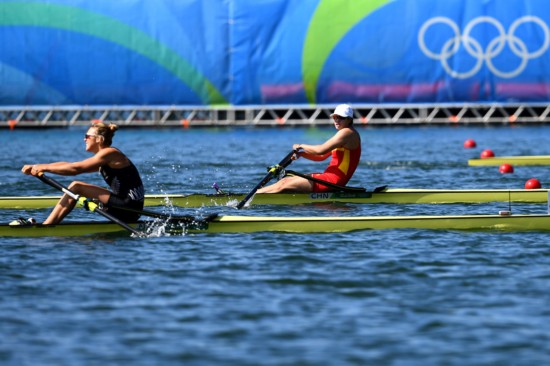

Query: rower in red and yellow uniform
[[257, 104, 361, 193]]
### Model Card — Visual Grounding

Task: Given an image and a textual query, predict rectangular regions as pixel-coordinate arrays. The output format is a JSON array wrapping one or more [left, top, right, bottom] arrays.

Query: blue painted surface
[[1, 0, 550, 105]]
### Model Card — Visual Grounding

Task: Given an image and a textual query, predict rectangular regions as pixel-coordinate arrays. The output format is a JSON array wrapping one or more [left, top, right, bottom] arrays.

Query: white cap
[[330, 104, 353, 118]]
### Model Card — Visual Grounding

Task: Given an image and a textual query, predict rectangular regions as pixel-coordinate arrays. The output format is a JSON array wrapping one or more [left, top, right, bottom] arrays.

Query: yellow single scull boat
[[469, 155, 550, 166], [2, 213, 550, 237], [0, 188, 548, 209]]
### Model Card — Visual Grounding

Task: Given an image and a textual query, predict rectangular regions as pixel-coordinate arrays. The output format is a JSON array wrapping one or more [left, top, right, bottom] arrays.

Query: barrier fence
[[2, 104, 550, 128]]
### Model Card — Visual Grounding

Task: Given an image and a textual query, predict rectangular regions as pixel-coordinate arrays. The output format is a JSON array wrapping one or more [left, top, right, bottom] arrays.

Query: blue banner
[[0, 0, 549, 105]]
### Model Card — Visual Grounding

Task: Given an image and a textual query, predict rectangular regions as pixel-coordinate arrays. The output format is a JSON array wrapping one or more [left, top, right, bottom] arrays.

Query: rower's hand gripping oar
[[36, 173, 145, 237], [236, 149, 298, 209]]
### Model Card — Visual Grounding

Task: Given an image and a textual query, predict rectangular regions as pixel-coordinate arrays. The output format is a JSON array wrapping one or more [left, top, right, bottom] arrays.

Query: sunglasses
[[84, 134, 99, 140]]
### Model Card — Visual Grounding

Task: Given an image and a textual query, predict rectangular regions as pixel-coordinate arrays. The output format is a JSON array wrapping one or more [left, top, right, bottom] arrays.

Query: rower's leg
[[43, 181, 111, 224], [43, 192, 77, 225], [257, 176, 314, 193]]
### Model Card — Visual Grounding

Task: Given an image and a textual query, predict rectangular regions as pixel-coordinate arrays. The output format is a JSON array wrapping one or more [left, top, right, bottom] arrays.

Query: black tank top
[[99, 161, 145, 203]]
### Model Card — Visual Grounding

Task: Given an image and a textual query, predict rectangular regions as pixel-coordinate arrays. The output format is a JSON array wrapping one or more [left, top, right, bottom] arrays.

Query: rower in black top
[[100, 158, 145, 222], [21, 121, 145, 224]]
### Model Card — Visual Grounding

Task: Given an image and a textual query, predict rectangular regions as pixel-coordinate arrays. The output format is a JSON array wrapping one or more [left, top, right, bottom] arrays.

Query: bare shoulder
[[97, 147, 129, 164], [96, 147, 121, 158], [336, 127, 361, 148], [336, 127, 360, 140]]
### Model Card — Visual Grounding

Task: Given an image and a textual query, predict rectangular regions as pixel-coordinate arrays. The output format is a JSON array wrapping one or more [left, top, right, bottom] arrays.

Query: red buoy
[[525, 178, 542, 189], [463, 139, 476, 148], [480, 149, 495, 158], [499, 163, 514, 174]]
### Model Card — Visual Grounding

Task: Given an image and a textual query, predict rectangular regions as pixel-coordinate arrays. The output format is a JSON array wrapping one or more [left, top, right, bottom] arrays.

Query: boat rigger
[[2, 213, 550, 237], [1, 188, 548, 209]]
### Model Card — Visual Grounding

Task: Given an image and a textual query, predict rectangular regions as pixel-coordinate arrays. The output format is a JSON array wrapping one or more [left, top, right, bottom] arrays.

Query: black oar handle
[[236, 149, 298, 209], [107, 205, 197, 222], [36, 173, 145, 237], [37, 173, 80, 200], [280, 149, 299, 167]]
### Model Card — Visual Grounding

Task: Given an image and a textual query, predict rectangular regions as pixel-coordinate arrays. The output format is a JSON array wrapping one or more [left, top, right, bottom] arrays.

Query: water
[[1, 125, 550, 365]]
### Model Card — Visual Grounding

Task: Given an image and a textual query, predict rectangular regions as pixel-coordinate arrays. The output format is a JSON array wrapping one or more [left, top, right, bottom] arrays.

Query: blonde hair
[[91, 122, 118, 146]]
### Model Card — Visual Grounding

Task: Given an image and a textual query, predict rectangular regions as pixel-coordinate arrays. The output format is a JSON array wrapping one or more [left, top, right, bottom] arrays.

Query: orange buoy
[[499, 163, 514, 174], [525, 178, 541, 189], [480, 149, 495, 158]]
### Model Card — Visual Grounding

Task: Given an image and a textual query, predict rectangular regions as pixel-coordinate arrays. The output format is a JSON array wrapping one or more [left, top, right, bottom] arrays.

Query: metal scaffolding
[[2, 103, 550, 128]]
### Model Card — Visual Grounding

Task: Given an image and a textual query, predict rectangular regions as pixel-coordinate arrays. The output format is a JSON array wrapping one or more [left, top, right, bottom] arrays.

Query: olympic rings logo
[[418, 16, 550, 79]]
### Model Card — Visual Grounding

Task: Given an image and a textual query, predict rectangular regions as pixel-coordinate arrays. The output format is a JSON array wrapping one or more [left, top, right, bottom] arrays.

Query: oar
[[372, 185, 388, 193], [285, 169, 366, 192], [105, 205, 217, 234], [36, 173, 145, 237], [284, 170, 387, 193], [106, 205, 197, 222], [236, 149, 297, 209]]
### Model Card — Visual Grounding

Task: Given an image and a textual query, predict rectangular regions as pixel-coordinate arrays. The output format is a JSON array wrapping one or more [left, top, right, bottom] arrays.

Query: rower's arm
[[26, 149, 120, 176], [295, 129, 352, 161], [40, 161, 99, 175], [297, 149, 331, 161]]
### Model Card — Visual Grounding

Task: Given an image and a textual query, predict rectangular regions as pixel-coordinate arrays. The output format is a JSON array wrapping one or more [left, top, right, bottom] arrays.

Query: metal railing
[[2, 103, 550, 128]]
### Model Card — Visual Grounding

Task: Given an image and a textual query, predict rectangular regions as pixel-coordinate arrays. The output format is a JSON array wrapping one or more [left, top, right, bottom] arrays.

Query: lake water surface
[[1, 125, 550, 365]]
